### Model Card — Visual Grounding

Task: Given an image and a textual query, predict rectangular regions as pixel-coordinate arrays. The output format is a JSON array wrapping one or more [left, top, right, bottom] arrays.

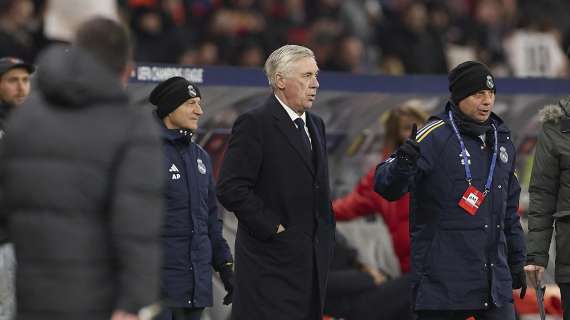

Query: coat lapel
[[269, 96, 315, 175]]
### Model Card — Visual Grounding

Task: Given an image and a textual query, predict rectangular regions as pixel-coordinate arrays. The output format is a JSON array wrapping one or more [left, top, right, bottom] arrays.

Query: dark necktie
[[294, 118, 312, 155]]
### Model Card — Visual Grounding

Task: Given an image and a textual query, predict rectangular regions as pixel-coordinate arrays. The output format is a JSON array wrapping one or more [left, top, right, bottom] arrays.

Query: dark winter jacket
[[375, 102, 526, 311], [0, 45, 164, 320], [159, 122, 232, 308], [527, 97, 570, 283]]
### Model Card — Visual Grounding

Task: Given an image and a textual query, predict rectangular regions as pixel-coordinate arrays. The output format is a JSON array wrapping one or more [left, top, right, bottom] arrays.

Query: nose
[[195, 103, 203, 116], [16, 80, 26, 93], [312, 76, 319, 89]]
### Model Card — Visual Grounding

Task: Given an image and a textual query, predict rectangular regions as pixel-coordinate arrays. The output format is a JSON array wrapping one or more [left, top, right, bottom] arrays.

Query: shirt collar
[[275, 94, 306, 124]]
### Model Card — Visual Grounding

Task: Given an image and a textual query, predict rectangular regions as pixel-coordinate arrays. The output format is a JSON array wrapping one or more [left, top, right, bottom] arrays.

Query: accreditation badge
[[459, 185, 485, 216]]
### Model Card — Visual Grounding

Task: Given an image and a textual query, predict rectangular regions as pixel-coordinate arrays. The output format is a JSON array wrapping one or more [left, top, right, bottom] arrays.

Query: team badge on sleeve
[[499, 146, 508, 163], [197, 158, 207, 174]]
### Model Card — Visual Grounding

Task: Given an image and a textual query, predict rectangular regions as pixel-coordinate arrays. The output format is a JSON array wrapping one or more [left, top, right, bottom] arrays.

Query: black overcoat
[[217, 95, 335, 320]]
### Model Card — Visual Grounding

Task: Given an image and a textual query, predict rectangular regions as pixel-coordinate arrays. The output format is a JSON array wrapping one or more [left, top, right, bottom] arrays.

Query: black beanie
[[149, 76, 201, 118], [448, 61, 496, 104]]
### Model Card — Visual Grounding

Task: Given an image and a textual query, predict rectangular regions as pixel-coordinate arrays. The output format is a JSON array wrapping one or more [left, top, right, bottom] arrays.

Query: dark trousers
[[324, 275, 414, 320], [156, 307, 204, 320], [560, 282, 570, 320], [415, 303, 515, 320]]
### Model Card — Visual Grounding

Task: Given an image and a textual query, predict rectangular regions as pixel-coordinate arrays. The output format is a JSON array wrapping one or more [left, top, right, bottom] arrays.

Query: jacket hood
[[36, 45, 127, 108], [539, 97, 570, 123]]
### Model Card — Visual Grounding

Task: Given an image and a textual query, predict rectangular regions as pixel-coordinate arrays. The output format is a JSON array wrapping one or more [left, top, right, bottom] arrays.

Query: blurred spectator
[[504, 7, 568, 77], [324, 231, 414, 320], [177, 43, 200, 65], [129, 6, 185, 63], [232, 38, 264, 67], [209, 0, 265, 44], [197, 40, 220, 65], [0, 17, 164, 320], [0, 0, 35, 61], [0, 0, 568, 76], [379, 1, 448, 74], [469, 0, 512, 73], [260, 0, 307, 52], [327, 35, 366, 73], [333, 102, 428, 273], [0, 55, 34, 320], [43, 0, 120, 42]]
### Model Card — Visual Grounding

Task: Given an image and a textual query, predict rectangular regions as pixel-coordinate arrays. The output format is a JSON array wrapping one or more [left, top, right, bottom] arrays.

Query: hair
[[74, 17, 132, 75], [264, 45, 315, 89], [383, 100, 428, 153]]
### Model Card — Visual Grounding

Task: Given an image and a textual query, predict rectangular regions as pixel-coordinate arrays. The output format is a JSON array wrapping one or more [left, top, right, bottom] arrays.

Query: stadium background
[[1, 0, 570, 319]]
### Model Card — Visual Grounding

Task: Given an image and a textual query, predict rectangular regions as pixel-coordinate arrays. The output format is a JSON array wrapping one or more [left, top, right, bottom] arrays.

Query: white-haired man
[[217, 45, 335, 320]]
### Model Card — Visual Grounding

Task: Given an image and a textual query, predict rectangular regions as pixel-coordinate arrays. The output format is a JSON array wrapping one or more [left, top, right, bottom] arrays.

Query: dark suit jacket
[[217, 95, 335, 320]]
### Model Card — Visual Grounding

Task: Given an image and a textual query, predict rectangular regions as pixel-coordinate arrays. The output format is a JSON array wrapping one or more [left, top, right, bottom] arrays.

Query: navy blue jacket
[[159, 122, 233, 308], [375, 103, 526, 311]]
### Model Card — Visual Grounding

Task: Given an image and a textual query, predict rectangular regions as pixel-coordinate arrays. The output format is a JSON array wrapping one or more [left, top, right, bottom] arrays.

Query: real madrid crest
[[486, 75, 494, 89], [499, 146, 508, 163], [459, 149, 471, 165], [188, 84, 197, 98], [197, 158, 207, 174]]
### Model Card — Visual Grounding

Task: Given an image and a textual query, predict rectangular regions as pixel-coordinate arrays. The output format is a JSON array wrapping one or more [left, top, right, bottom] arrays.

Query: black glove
[[396, 124, 420, 169], [511, 267, 527, 299], [219, 263, 234, 305]]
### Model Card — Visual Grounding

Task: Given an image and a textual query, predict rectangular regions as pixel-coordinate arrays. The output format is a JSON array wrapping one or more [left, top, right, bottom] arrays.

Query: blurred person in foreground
[[149, 77, 234, 320], [333, 102, 428, 274], [525, 95, 570, 319], [0, 56, 34, 320], [217, 44, 335, 320], [0, 17, 164, 320], [375, 61, 526, 319]]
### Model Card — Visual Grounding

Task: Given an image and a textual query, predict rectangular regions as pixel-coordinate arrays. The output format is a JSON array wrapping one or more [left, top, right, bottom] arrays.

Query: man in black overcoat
[[217, 44, 335, 320]]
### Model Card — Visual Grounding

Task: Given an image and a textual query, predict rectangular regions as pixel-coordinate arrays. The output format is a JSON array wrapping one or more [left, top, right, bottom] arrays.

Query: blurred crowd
[[1, 0, 569, 76]]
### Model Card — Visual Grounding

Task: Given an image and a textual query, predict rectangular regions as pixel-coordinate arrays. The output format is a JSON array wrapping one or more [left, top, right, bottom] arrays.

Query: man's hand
[[110, 310, 138, 320], [277, 224, 286, 234], [361, 265, 387, 286], [396, 123, 420, 169], [524, 264, 546, 288]]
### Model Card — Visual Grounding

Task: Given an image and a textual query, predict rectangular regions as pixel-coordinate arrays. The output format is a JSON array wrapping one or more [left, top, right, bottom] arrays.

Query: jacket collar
[[156, 113, 193, 143], [436, 101, 510, 135]]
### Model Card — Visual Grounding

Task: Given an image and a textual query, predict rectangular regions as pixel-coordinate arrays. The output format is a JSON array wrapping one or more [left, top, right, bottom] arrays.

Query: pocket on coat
[[264, 228, 312, 270], [428, 227, 487, 281]]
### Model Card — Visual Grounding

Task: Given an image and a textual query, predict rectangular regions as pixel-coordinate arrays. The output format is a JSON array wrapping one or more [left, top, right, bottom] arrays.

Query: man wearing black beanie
[[375, 61, 526, 320], [149, 76, 234, 320]]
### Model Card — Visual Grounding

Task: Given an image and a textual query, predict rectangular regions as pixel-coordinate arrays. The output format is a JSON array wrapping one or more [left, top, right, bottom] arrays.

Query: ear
[[275, 72, 286, 90], [120, 61, 134, 88]]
